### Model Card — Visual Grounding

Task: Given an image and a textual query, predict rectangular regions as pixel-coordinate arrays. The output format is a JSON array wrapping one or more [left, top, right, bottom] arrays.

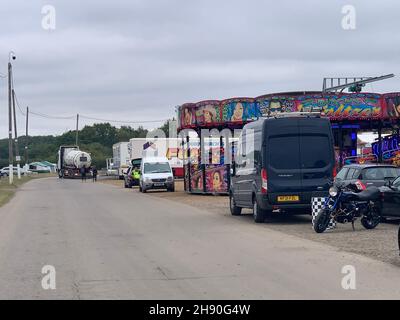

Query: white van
[[139, 157, 175, 193]]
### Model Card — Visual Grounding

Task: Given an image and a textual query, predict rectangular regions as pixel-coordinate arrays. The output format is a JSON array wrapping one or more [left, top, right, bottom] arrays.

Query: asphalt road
[[0, 177, 399, 299]]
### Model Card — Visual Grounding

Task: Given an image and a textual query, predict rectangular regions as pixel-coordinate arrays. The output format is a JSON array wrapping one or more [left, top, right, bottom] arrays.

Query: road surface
[[0, 177, 399, 299]]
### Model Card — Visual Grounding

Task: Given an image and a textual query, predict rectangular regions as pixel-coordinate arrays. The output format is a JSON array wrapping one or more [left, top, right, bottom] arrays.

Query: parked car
[[335, 164, 400, 189], [139, 157, 175, 193], [230, 114, 336, 223], [379, 176, 400, 217], [0, 166, 26, 177], [123, 162, 141, 188]]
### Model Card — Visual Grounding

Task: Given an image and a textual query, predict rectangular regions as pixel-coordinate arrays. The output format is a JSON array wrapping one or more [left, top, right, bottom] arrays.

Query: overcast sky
[[1, 0, 400, 138]]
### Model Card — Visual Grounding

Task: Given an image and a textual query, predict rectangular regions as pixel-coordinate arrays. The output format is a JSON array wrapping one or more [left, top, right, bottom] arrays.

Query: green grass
[[0, 173, 55, 208]]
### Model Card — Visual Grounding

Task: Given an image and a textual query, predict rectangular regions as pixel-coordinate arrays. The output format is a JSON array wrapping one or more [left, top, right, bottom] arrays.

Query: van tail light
[[332, 166, 337, 178], [261, 168, 268, 194], [355, 180, 367, 191]]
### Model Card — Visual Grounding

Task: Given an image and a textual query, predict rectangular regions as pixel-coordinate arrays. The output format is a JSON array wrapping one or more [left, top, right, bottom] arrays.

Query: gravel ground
[[100, 177, 400, 267]]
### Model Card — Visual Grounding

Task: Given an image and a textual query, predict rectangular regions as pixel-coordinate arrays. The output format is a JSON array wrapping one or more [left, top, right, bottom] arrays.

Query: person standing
[[92, 166, 98, 182], [80, 165, 87, 182]]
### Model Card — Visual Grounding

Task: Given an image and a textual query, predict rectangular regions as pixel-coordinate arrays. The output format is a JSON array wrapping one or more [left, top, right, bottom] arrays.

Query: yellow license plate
[[277, 195, 300, 202]]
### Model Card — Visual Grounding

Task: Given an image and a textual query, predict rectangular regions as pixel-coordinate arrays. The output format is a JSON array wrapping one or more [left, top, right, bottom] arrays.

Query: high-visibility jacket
[[132, 169, 141, 180]]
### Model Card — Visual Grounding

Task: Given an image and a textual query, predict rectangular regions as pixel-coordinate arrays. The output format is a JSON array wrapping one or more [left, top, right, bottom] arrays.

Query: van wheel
[[229, 193, 242, 216], [253, 199, 268, 223]]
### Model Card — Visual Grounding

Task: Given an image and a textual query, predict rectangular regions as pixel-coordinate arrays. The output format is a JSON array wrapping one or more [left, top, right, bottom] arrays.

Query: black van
[[230, 113, 335, 222]]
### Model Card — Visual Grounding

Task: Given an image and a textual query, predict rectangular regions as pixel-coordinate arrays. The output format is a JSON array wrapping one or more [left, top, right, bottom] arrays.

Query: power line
[[29, 110, 76, 120], [13, 90, 26, 116], [11, 88, 170, 124], [79, 115, 168, 124]]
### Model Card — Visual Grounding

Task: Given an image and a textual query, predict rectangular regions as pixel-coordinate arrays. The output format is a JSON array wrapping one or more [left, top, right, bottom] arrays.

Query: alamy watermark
[[341, 5, 356, 30], [341, 265, 356, 290], [41, 5, 56, 31], [41, 265, 56, 290]]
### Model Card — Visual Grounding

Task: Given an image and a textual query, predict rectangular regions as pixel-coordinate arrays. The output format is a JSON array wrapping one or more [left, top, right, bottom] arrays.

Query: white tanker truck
[[57, 146, 92, 178]]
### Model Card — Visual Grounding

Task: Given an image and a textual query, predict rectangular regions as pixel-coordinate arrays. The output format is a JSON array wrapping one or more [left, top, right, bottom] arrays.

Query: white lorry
[[112, 142, 131, 179]]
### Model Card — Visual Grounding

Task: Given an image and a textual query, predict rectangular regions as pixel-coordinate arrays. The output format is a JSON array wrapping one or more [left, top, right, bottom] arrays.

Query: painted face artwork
[[212, 171, 222, 191], [269, 101, 282, 114], [231, 102, 244, 121], [396, 104, 400, 117], [197, 176, 203, 189], [184, 108, 192, 125], [203, 106, 216, 123]]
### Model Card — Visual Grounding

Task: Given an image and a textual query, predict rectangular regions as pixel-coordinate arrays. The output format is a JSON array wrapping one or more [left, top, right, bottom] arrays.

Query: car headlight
[[167, 176, 173, 182], [144, 177, 151, 183], [329, 186, 338, 197]]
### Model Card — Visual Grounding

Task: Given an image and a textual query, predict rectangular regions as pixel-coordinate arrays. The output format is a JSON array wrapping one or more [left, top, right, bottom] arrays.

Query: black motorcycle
[[313, 183, 382, 233]]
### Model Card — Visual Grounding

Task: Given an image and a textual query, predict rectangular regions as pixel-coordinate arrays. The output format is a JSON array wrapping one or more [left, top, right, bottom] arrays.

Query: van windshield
[[144, 162, 171, 174], [268, 135, 331, 170]]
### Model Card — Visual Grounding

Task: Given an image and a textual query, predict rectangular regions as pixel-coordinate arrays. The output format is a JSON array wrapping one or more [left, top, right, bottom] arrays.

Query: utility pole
[[12, 89, 21, 179], [8, 61, 14, 184], [25, 106, 29, 167], [75, 113, 79, 146]]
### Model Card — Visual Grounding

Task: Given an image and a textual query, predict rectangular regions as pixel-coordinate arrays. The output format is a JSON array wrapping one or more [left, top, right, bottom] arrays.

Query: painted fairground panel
[[296, 93, 382, 119], [186, 138, 204, 192], [205, 165, 228, 193], [372, 134, 400, 166], [190, 164, 204, 192], [195, 101, 221, 126], [255, 95, 298, 116], [296, 94, 327, 113], [221, 98, 258, 123], [327, 94, 382, 119], [203, 137, 229, 193], [383, 93, 400, 118], [180, 103, 196, 128]]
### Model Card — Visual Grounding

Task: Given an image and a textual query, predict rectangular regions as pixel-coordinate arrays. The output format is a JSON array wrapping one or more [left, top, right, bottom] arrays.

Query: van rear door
[[298, 118, 333, 203], [265, 118, 333, 206], [266, 119, 303, 203]]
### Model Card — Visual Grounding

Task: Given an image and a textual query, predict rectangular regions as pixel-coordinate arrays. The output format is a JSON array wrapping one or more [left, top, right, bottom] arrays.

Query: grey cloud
[[0, 0, 400, 137]]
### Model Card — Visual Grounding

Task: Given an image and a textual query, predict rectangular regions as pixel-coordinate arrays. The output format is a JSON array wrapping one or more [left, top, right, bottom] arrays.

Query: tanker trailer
[[57, 146, 92, 178]]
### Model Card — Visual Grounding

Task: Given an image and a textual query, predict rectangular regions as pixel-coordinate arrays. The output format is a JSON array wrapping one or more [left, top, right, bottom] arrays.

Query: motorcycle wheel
[[313, 209, 331, 233], [361, 206, 380, 230]]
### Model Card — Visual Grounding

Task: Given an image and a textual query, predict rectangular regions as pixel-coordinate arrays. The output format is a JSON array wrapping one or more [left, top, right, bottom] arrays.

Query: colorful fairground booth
[[177, 91, 400, 195]]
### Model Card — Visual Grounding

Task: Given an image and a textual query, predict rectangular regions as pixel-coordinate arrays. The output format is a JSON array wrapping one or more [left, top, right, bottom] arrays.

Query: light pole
[[8, 51, 16, 184]]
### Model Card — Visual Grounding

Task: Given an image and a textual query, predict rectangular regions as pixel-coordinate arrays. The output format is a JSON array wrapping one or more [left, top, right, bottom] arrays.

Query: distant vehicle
[[124, 158, 142, 188], [139, 157, 175, 193], [335, 164, 400, 189], [112, 142, 131, 180], [230, 114, 336, 223], [129, 138, 184, 178], [57, 146, 92, 178], [0, 166, 28, 176]]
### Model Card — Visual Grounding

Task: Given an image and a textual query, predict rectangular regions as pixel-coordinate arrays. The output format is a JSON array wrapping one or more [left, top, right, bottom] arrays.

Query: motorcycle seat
[[352, 186, 381, 201]]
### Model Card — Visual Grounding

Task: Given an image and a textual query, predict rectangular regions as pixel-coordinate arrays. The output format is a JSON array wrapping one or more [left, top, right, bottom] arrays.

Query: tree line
[[0, 122, 169, 169]]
